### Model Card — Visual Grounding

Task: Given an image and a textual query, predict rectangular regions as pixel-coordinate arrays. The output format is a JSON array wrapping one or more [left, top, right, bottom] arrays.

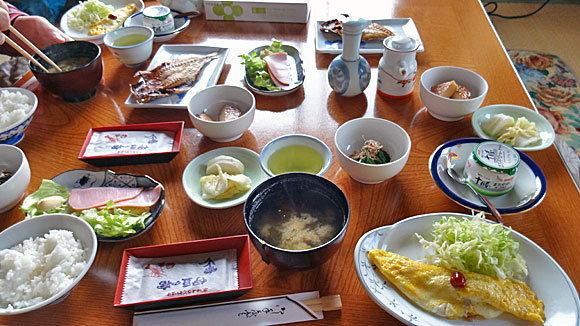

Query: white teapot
[[377, 36, 419, 99]]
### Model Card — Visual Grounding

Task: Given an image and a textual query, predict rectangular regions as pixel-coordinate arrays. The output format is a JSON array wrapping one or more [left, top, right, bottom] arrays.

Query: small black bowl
[[29, 41, 103, 102], [243, 173, 350, 269]]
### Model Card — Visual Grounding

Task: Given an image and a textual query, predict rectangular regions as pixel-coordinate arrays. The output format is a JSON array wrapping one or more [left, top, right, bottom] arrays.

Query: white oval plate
[[60, 0, 144, 44], [182, 147, 268, 209], [429, 137, 546, 215], [472, 104, 555, 151], [123, 9, 190, 42], [354, 212, 580, 325]]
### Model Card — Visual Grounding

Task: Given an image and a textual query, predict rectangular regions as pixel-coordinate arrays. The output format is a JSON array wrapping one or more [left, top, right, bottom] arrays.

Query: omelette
[[367, 249, 544, 323], [88, 3, 137, 36]]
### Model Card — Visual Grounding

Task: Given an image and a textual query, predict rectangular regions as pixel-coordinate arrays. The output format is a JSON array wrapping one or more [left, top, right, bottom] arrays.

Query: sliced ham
[[68, 187, 143, 211], [264, 52, 290, 86], [99, 185, 162, 209]]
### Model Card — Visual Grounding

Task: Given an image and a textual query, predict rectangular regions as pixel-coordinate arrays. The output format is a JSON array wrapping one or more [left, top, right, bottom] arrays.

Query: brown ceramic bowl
[[29, 41, 103, 102]]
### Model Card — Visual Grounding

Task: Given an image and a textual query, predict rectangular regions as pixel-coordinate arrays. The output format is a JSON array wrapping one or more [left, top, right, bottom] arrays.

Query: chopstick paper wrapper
[[132, 291, 341, 326]]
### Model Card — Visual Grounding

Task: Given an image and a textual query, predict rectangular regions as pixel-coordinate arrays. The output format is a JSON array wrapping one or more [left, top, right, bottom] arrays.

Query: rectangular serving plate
[[113, 234, 253, 311], [315, 18, 424, 54], [78, 121, 184, 167], [124, 45, 229, 109]]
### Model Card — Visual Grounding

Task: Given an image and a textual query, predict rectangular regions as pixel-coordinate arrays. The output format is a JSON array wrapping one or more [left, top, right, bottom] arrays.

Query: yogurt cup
[[143, 5, 175, 34], [463, 141, 520, 196]]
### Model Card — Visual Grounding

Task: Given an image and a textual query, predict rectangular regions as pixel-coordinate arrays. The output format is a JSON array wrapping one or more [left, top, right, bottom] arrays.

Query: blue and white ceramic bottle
[[327, 17, 371, 97]]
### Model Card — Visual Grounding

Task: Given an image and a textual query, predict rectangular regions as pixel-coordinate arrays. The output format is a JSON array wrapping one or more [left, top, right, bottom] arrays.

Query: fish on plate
[[130, 54, 218, 103]]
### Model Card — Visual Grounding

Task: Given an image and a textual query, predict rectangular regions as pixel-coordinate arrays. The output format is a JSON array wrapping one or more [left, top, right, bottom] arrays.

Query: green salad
[[239, 39, 286, 91], [415, 212, 528, 281], [21, 180, 151, 238]]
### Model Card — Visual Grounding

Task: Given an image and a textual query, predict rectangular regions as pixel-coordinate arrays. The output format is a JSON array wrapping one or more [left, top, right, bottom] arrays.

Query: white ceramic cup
[[103, 26, 154, 68], [0, 145, 31, 213]]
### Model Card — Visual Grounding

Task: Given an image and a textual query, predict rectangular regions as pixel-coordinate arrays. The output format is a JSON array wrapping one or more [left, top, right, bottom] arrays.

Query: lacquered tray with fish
[[124, 45, 229, 109]]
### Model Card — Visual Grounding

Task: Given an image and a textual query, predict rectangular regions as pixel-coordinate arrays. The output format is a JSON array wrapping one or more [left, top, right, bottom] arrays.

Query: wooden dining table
[[1, 0, 579, 325]]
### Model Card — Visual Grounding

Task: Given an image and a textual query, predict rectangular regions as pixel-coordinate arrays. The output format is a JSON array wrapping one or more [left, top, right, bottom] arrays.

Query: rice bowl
[[0, 88, 38, 145], [0, 213, 97, 315]]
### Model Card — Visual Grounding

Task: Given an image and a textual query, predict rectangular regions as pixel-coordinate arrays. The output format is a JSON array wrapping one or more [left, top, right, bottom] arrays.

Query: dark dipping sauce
[[0, 169, 13, 185], [48, 57, 92, 73], [251, 191, 342, 251]]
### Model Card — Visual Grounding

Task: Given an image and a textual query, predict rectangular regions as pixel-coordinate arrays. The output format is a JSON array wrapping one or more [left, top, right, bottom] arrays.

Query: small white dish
[[103, 25, 154, 68], [182, 147, 268, 209], [429, 137, 546, 215], [259, 134, 332, 177], [316, 18, 424, 54], [0, 145, 30, 213], [123, 9, 190, 42], [243, 44, 304, 97], [419, 66, 488, 121], [472, 104, 555, 151], [187, 85, 256, 142], [125, 44, 229, 109], [354, 212, 580, 325], [334, 117, 411, 184], [60, 0, 144, 44]]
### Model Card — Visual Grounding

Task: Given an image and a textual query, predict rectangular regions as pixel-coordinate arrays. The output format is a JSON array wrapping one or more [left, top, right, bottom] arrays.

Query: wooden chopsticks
[[5, 26, 61, 72], [301, 295, 342, 312]]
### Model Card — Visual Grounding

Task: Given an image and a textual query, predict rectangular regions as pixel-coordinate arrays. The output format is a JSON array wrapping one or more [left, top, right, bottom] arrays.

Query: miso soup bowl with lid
[[334, 117, 411, 184], [103, 26, 154, 68]]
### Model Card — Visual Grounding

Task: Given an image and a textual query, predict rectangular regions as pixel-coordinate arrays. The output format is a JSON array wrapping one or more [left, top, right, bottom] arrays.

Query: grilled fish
[[130, 54, 217, 103], [367, 249, 545, 323], [320, 19, 395, 41]]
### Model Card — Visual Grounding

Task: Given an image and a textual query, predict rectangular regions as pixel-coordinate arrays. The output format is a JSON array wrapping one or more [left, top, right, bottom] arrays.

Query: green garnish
[[350, 139, 391, 164]]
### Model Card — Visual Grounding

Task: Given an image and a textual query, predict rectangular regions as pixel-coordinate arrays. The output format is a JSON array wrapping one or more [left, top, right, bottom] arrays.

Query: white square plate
[[316, 18, 424, 54], [124, 45, 229, 109]]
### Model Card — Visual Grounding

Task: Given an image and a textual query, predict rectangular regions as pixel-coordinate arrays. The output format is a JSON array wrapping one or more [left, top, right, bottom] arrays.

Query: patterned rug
[[508, 50, 580, 190]]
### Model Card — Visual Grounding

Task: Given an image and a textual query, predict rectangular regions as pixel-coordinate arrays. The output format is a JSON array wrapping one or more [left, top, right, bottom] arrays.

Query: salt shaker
[[327, 17, 371, 97], [377, 36, 420, 99]]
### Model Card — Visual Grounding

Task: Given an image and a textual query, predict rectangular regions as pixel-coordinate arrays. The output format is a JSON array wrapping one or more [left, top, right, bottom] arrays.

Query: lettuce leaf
[[77, 201, 151, 238], [21, 179, 70, 217], [239, 39, 286, 91]]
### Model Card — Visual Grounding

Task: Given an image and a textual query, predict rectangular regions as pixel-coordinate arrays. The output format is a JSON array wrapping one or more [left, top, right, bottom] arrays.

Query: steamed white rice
[[0, 89, 33, 130], [0, 230, 87, 310]]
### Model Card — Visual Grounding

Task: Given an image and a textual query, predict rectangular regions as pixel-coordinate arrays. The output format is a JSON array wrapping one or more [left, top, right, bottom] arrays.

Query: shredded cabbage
[[67, 0, 114, 32], [415, 212, 528, 281]]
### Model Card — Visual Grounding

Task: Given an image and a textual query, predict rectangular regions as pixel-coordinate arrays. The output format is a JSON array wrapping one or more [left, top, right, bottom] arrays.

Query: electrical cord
[[484, 0, 551, 19]]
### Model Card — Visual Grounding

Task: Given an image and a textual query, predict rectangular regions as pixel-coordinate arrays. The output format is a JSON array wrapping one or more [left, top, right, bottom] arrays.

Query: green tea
[[267, 145, 325, 175], [113, 34, 149, 47]]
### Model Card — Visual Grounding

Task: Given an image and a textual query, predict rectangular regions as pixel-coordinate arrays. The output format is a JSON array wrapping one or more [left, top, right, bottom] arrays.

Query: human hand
[[12, 15, 72, 52], [0, 1, 10, 45]]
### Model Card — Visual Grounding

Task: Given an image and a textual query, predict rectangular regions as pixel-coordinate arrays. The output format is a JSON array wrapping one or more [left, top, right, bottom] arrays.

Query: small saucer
[[182, 147, 268, 209], [472, 104, 555, 151], [429, 137, 546, 214]]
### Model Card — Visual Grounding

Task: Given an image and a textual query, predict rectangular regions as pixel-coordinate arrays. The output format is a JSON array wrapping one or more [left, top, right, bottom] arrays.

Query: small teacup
[[103, 26, 154, 68]]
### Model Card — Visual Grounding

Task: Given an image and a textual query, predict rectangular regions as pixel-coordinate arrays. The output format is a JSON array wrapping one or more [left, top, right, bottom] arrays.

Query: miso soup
[[251, 191, 342, 251], [47, 57, 92, 73]]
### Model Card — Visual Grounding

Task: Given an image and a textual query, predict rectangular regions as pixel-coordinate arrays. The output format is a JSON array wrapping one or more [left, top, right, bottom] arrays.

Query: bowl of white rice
[[0, 213, 97, 315], [0, 87, 38, 145]]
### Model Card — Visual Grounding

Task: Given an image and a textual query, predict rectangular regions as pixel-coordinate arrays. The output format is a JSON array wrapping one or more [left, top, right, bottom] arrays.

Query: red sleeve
[[0, 3, 30, 56]]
